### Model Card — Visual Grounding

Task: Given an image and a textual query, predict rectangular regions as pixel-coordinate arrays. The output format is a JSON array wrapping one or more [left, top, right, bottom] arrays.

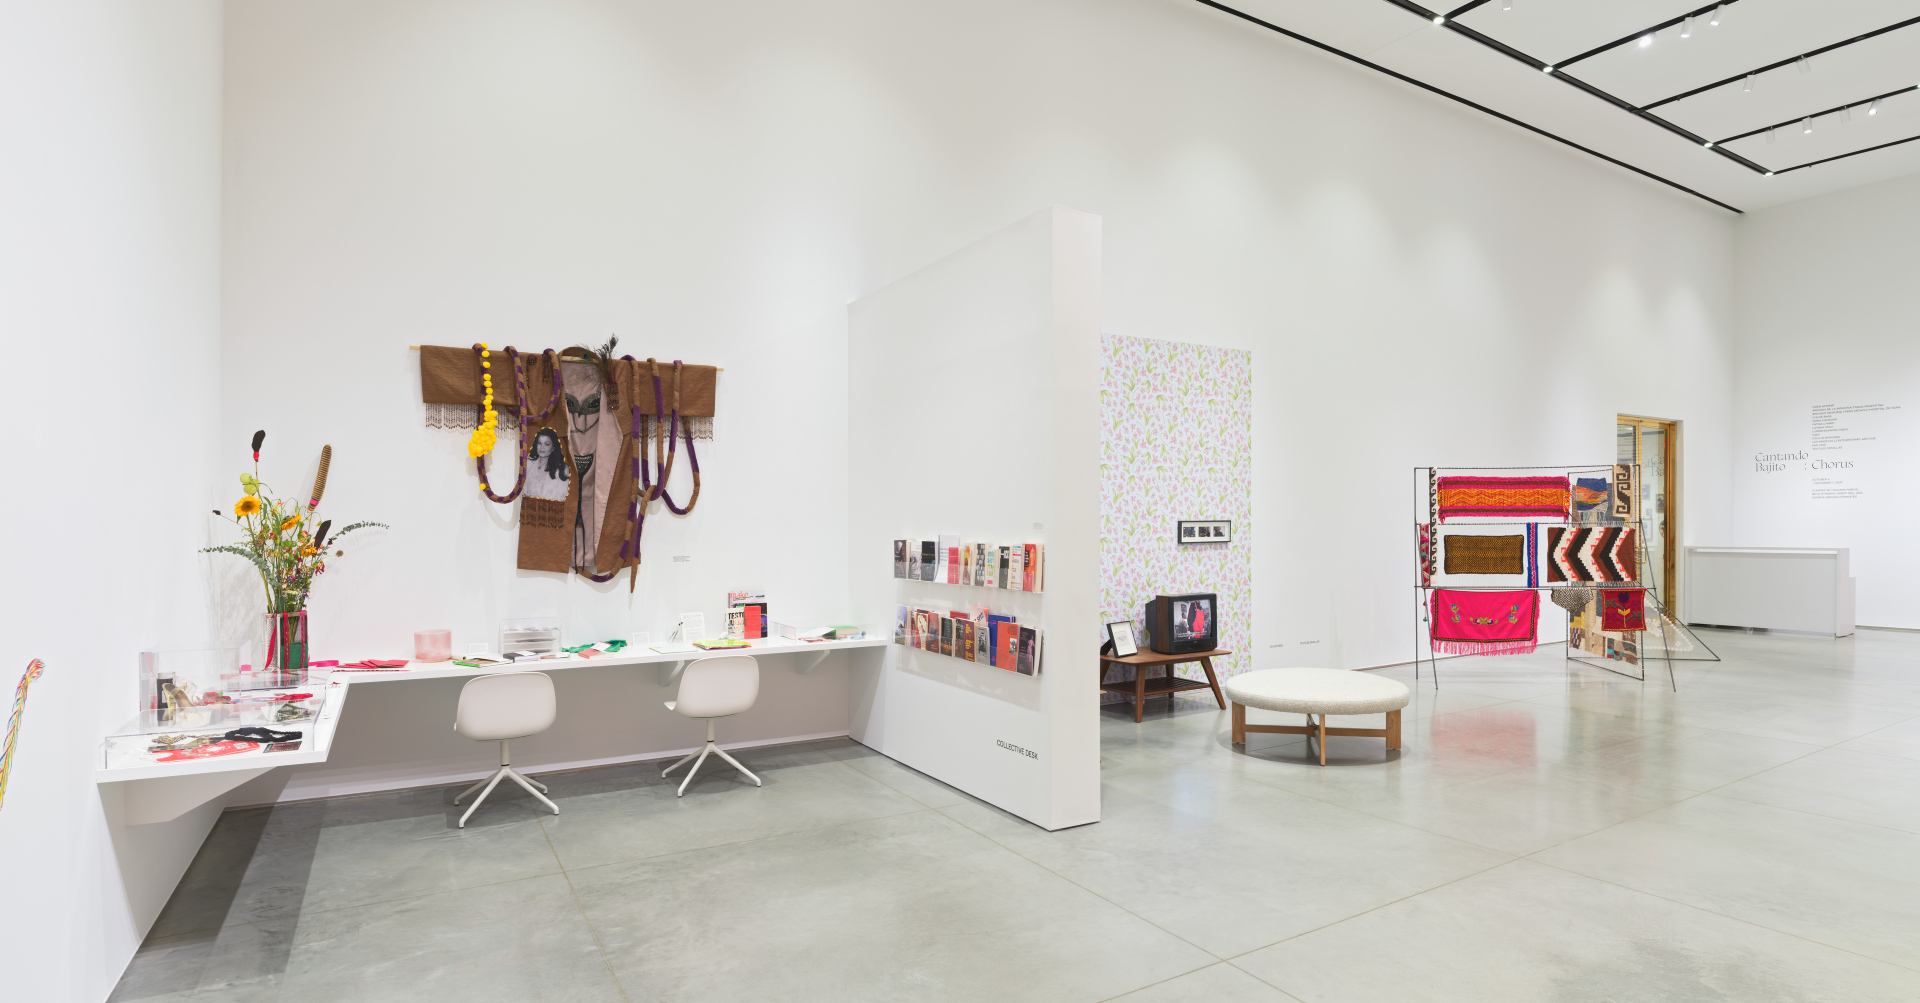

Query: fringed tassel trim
[[1430, 639, 1539, 657]]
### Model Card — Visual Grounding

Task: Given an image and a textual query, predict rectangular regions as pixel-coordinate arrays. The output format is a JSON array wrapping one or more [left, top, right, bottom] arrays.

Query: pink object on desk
[[414, 629, 452, 662], [310, 660, 340, 668]]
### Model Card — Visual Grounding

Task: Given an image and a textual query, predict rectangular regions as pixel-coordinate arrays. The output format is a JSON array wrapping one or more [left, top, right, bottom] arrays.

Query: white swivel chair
[[453, 671, 561, 827], [660, 654, 762, 797]]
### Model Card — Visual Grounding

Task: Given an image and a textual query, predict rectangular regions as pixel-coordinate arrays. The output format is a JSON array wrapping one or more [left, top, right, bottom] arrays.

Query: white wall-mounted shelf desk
[[95, 635, 887, 824]]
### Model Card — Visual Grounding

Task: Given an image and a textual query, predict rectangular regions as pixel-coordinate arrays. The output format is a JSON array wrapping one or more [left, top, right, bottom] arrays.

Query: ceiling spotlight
[[1502, 0, 1512, 9], [1682, 16, 1694, 38], [1433, 15, 1445, 25], [1543, 65, 1554, 73], [1870, 98, 1883, 115], [1709, 4, 1723, 26], [1743, 73, 1754, 93], [1802, 117, 1813, 134], [1703, 141, 1714, 148], [1765, 171, 1774, 176], [1639, 34, 1654, 48], [1798, 56, 1811, 75]]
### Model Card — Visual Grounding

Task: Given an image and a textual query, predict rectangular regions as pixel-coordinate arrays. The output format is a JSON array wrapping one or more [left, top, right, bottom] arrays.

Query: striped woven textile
[[1435, 476, 1569, 522]]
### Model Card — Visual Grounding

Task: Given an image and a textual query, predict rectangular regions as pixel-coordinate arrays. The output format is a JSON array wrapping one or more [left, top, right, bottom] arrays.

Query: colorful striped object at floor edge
[[0, 659, 46, 812], [1429, 589, 1538, 656], [1435, 476, 1569, 522], [1602, 589, 1647, 631]]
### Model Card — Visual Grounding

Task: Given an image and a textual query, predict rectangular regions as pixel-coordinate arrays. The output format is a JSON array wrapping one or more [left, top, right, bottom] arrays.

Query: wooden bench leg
[[1318, 714, 1328, 766], [1386, 709, 1402, 751], [1231, 702, 1245, 744]]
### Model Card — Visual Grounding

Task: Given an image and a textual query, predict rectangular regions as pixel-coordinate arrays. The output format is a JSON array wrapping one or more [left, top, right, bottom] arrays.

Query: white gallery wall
[[222, 0, 1737, 687], [847, 207, 1103, 831], [1732, 172, 1920, 629], [0, 1, 224, 999]]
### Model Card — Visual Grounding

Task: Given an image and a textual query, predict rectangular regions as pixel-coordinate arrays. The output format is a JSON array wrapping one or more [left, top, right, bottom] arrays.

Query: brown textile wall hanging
[[419, 345, 716, 578], [1442, 534, 1525, 576]]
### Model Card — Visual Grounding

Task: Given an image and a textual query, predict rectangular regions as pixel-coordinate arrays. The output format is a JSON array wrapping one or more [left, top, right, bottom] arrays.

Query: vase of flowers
[[205, 431, 385, 682]]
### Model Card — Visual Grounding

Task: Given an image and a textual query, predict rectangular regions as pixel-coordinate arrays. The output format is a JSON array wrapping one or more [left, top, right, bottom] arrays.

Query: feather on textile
[[1429, 589, 1538, 656]]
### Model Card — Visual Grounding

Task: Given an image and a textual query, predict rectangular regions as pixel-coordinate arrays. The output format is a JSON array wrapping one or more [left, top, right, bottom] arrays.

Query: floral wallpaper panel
[[1100, 335, 1252, 697]]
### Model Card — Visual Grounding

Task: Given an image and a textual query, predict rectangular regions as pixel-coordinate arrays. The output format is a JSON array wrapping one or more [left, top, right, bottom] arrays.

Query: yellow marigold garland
[[466, 343, 500, 458]]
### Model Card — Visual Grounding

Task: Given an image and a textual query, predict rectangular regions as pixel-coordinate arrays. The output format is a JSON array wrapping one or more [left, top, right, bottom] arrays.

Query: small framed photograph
[[1106, 620, 1139, 657], [1177, 519, 1233, 545]]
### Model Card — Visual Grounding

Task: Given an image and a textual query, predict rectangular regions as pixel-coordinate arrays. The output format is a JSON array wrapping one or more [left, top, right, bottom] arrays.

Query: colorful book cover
[[919, 541, 936, 581], [959, 620, 977, 661], [960, 543, 973, 586], [921, 611, 938, 652], [893, 540, 909, 578], [995, 546, 1008, 588], [1000, 624, 1021, 670], [1007, 546, 1025, 592], [1032, 544, 1043, 592], [939, 616, 954, 657], [1017, 626, 1038, 675], [941, 534, 960, 584], [894, 605, 908, 645], [975, 544, 991, 588], [910, 609, 925, 649], [987, 614, 1013, 662], [1022, 544, 1037, 591]]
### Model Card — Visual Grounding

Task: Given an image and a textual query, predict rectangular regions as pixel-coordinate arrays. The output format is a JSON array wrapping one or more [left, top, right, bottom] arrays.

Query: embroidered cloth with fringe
[[1429, 589, 1539, 656]]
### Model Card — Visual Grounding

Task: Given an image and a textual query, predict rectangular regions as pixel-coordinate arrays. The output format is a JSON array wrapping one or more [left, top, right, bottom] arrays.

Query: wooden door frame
[[1617, 414, 1680, 615]]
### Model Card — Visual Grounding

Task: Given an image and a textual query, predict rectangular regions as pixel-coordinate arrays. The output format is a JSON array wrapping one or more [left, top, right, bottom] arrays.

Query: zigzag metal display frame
[[1414, 463, 1718, 690]]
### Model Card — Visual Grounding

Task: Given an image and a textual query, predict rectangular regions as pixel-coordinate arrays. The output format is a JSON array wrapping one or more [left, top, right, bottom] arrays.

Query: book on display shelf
[[977, 544, 994, 588], [938, 534, 959, 585], [894, 606, 909, 645], [1007, 546, 1025, 592], [939, 615, 953, 657], [893, 540, 909, 579], [959, 619, 977, 661], [1022, 544, 1038, 592], [1017, 625, 1039, 675], [919, 541, 936, 581], [997, 546, 1010, 589], [999, 623, 1020, 670], [960, 543, 973, 586]]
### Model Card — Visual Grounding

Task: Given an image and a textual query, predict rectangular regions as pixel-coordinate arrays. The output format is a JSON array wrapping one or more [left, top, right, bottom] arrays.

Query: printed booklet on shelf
[[893, 540, 909, 579]]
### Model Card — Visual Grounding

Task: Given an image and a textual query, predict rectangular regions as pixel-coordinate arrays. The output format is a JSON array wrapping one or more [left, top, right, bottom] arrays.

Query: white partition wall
[[846, 206, 1102, 831]]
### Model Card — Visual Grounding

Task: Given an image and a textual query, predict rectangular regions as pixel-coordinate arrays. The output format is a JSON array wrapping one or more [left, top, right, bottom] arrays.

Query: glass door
[[1616, 416, 1677, 610]]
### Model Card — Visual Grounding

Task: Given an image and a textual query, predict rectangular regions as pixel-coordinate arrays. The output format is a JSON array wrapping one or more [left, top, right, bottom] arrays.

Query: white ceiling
[[1205, 0, 1920, 212]]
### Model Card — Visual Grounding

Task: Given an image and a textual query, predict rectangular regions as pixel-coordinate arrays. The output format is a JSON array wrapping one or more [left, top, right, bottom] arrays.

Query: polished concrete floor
[[114, 628, 1920, 1002]]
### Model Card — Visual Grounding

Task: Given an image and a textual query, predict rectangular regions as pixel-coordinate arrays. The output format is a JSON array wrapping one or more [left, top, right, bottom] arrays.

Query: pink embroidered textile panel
[[1099, 335, 1252, 698]]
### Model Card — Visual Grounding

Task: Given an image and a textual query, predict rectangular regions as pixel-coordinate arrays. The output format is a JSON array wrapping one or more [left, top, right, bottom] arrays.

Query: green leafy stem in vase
[[202, 430, 387, 614]]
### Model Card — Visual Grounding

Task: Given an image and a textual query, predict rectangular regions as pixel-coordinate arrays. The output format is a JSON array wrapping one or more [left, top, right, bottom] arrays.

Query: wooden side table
[[1098, 649, 1230, 723]]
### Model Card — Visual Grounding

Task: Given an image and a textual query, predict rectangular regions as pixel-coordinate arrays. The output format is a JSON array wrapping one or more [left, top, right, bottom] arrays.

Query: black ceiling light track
[[1549, 0, 1746, 72], [1381, 1, 1920, 179], [1187, 1, 1742, 213], [1642, 14, 1920, 110], [1715, 85, 1920, 146], [1378, 0, 1767, 174]]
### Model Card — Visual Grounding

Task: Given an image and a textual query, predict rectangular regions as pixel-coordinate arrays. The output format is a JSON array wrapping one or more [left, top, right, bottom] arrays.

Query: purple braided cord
[[651, 361, 701, 515]]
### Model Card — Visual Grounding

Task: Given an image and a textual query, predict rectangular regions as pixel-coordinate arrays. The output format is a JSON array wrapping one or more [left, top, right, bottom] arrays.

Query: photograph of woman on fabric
[[524, 427, 570, 501]]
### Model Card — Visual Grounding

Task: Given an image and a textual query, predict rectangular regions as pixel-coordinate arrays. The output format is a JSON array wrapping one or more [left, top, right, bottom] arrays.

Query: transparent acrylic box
[[500, 617, 563, 659]]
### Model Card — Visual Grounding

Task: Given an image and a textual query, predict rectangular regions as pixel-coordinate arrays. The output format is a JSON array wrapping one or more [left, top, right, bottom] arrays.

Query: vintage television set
[[1144, 592, 1217, 655]]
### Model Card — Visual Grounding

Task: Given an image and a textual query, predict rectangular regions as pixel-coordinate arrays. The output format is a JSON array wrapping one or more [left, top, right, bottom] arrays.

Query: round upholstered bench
[[1226, 668, 1411, 765]]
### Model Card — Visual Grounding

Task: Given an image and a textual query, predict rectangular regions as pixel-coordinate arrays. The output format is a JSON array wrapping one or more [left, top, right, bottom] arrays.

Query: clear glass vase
[[264, 610, 310, 685]]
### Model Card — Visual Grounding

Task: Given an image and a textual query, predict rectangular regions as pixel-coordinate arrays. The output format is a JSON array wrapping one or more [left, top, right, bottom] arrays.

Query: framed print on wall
[[1177, 519, 1233, 545]]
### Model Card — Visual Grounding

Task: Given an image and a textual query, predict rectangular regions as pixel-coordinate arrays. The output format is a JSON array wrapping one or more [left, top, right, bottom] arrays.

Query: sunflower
[[279, 516, 300, 533], [234, 496, 263, 518]]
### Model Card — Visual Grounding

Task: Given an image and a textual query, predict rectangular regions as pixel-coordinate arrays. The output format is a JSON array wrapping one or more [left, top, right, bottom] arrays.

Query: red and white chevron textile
[[1546, 526, 1636, 583]]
